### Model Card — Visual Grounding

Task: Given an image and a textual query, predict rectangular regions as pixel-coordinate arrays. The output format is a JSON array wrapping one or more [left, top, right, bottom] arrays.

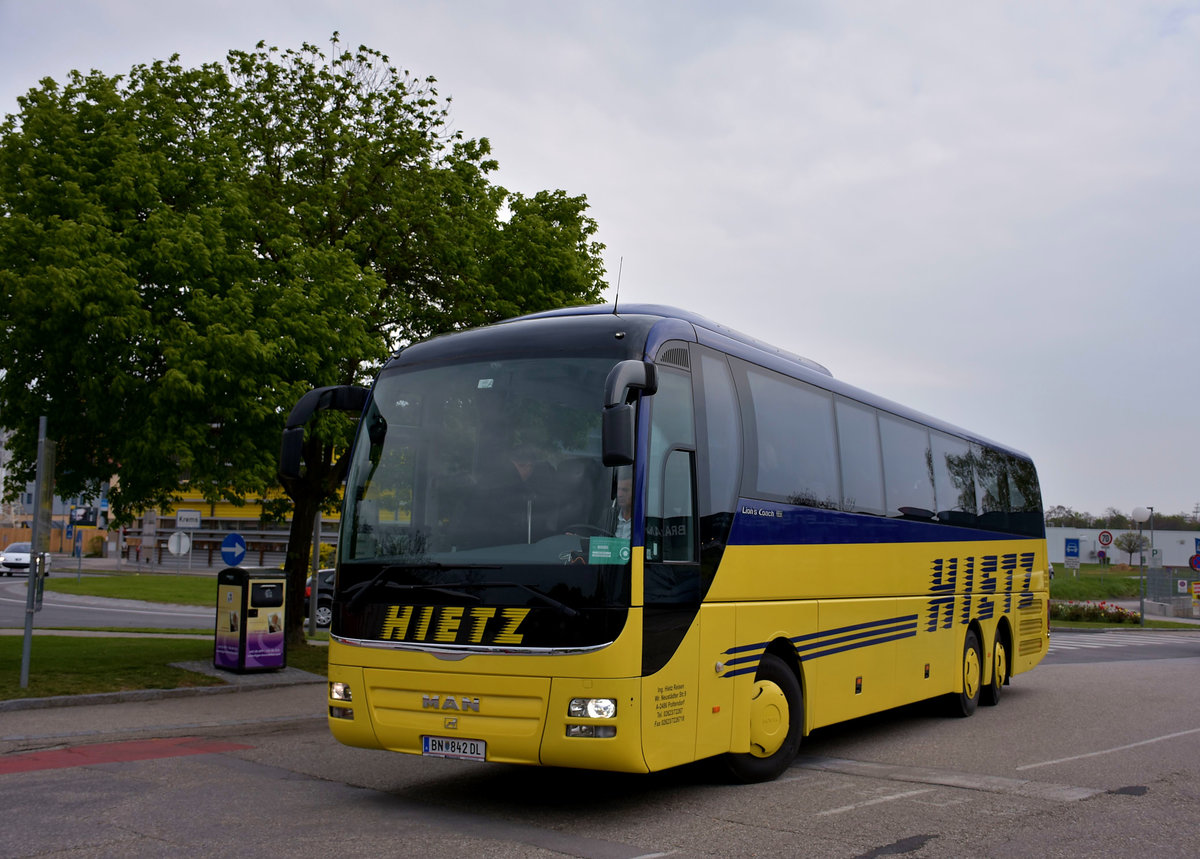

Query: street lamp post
[[1131, 506, 1154, 627]]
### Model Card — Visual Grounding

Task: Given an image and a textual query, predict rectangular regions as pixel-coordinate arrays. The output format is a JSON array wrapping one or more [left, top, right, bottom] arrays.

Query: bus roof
[[394, 303, 1032, 464], [511, 304, 1033, 463], [513, 303, 834, 377]]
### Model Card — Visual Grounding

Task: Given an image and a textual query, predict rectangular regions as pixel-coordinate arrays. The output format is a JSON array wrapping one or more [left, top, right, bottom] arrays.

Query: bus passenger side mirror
[[279, 426, 305, 482], [601, 360, 657, 467], [277, 384, 370, 497], [603, 404, 635, 466]]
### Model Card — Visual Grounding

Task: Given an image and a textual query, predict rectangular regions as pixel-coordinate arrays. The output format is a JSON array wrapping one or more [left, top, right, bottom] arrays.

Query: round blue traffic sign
[[1190, 554, 1200, 573], [221, 533, 247, 567]]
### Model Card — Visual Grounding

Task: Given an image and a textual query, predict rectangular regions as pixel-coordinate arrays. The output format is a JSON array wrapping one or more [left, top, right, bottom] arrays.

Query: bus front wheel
[[725, 653, 803, 783], [952, 629, 982, 717]]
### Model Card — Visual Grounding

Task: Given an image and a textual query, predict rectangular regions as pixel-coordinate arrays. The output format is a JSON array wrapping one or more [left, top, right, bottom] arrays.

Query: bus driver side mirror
[[602, 360, 657, 466]]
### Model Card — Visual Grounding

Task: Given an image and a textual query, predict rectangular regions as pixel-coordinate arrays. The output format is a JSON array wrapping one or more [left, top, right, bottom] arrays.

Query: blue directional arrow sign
[[221, 533, 247, 567]]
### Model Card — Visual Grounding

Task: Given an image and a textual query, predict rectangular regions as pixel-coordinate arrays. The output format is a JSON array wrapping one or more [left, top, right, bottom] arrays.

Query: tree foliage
[[1044, 505, 1198, 531], [1113, 531, 1150, 565], [0, 36, 605, 642]]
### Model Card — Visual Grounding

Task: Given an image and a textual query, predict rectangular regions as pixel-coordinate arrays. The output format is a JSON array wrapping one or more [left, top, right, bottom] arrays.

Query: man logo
[[422, 694, 480, 713]]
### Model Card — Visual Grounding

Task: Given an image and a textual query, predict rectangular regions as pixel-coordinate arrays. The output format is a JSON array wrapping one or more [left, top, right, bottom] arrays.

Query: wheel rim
[[315, 605, 333, 627], [963, 644, 981, 699], [994, 641, 1008, 689], [748, 679, 789, 758]]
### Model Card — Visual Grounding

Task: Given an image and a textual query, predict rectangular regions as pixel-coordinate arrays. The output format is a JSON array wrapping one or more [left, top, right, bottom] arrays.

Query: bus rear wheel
[[981, 634, 1008, 707], [952, 629, 982, 717], [724, 653, 802, 783]]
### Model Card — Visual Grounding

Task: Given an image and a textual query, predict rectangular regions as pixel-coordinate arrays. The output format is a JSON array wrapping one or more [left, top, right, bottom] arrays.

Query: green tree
[[1100, 507, 1130, 529], [1113, 531, 1149, 565], [1044, 505, 1095, 528], [0, 36, 605, 643]]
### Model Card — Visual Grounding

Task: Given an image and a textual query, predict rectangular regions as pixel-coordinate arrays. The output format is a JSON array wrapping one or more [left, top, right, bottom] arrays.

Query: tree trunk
[[282, 434, 340, 649], [284, 486, 321, 649]]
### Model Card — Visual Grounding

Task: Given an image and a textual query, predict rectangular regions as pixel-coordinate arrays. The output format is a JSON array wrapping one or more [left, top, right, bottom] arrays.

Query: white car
[[1, 542, 50, 575]]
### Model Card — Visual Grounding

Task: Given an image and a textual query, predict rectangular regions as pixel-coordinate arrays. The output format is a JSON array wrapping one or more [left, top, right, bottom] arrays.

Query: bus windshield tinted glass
[[341, 357, 628, 571]]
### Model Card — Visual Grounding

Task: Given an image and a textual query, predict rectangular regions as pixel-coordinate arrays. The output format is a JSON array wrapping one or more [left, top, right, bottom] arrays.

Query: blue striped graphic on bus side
[[720, 614, 919, 678]]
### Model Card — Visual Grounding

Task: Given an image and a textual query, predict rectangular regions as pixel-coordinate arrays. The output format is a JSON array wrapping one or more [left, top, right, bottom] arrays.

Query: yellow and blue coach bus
[[281, 304, 1048, 782]]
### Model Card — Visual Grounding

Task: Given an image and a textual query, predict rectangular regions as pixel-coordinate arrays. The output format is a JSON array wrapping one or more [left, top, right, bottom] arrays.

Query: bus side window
[[835, 398, 885, 516], [931, 432, 977, 526], [645, 366, 696, 562], [879, 414, 935, 519], [659, 449, 695, 563]]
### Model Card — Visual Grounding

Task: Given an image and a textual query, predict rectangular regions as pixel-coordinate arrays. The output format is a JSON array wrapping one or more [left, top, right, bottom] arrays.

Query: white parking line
[[1017, 726, 1200, 771], [815, 788, 935, 816], [797, 755, 1103, 801]]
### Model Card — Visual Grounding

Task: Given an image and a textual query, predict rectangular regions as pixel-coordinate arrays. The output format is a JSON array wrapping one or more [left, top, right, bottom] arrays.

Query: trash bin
[[214, 567, 287, 673]]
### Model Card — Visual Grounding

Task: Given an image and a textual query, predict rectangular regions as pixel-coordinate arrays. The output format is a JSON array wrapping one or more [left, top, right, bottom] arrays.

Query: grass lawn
[[4, 571, 328, 701], [43, 571, 219, 606], [1049, 562, 1142, 600], [1, 635, 329, 701]]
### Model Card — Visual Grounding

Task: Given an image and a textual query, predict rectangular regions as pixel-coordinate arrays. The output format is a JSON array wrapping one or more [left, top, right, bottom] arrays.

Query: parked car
[[1, 542, 50, 575], [304, 568, 335, 627]]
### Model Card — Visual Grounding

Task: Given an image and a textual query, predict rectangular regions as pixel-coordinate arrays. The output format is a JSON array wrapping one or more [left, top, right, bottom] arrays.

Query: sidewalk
[[0, 663, 327, 755]]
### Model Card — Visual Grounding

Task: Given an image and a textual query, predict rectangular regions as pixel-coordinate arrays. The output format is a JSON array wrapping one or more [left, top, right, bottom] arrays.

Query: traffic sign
[[1190, 554, 1200, 573], [167, 531, 191, 555], [222, 533, 247, 567], [1098, 530, 1113, 547], [176, 509, 201, 529]]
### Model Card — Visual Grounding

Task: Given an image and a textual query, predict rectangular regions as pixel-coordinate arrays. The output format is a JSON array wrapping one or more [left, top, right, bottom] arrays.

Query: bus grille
[[1017, 606, 1045, 656]]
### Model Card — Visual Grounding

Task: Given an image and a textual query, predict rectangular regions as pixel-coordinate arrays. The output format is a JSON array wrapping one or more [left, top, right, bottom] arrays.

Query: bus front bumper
[[327, 664, 648, 773]]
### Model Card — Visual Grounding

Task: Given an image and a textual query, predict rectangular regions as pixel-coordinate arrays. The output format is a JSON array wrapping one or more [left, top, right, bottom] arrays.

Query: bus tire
[[724, 653, 802, 783], [980, 632, 1008, 707], [952, 629, 982, 717]]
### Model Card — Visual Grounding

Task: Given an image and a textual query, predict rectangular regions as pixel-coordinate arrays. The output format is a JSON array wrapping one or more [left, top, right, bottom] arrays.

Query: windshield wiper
[[463, 581, 580, 618], [343, 563, 501, 610]]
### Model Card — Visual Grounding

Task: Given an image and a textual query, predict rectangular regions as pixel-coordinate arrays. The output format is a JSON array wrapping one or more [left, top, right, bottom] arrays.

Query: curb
[[0, 663, 325, 713]]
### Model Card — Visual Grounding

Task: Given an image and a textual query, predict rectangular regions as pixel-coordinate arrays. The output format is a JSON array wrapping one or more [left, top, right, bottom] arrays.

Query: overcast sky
[[3, 1, 1198, 517]]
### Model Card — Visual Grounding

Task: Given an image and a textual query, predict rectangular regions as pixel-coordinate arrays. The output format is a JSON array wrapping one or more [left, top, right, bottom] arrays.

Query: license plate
[[422, 735, 486, 761]]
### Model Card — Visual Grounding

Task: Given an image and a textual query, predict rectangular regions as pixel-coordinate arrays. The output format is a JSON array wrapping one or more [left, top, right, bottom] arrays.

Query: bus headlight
[[330, 681, 353, 702], [568, 697, 616, 719]]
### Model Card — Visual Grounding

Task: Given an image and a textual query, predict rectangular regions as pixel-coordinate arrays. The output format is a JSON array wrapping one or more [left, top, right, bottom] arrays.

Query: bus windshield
[[336, 355, 633, 644]]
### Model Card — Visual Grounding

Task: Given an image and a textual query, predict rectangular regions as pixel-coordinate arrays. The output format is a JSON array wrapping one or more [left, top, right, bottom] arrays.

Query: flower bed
[[1049, 600, 1140, 624]]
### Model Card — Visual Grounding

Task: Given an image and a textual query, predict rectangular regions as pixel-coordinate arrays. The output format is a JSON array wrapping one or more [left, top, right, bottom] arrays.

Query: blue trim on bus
[[728, 499, 1034, 546], [720, 614, 920, 678]]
